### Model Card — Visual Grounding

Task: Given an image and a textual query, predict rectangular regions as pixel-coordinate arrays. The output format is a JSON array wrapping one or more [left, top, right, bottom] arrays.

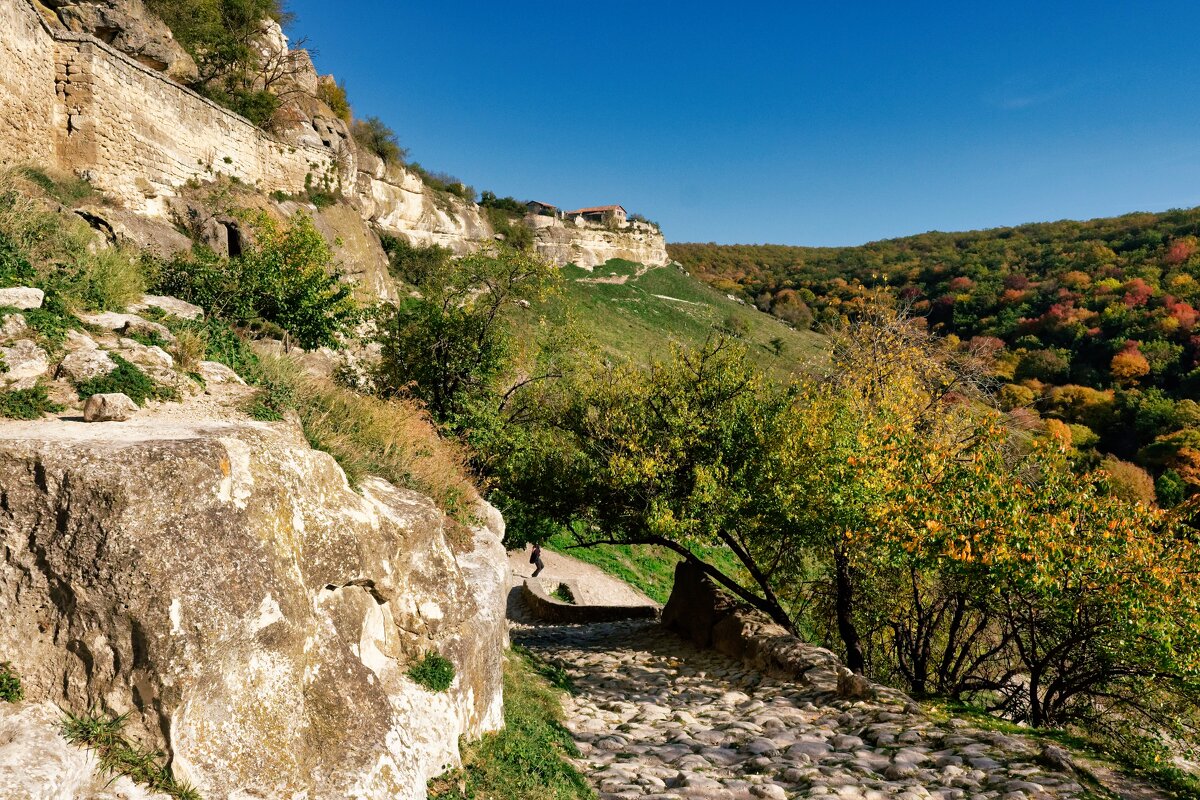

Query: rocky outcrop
[[0, 701, 169, 799], [355, 156, 494, 255], [0, 416, 507, 799], [532, 217, 670, 269], [43, 0, 198, 82]]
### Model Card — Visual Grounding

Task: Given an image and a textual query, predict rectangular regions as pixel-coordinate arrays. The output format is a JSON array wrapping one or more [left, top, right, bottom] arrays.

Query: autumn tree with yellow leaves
[[495, 308, 1200, 739]]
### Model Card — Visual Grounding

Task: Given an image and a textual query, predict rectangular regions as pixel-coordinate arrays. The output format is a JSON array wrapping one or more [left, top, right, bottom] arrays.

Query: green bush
[[75, 355, 174, 405], [480, 192, 528, 215], [244, 373, 295, 421], [0, 662, 23, 702], [408, 651, 455, 693], [352, 117, 407, 165], [155, 213, 357, 350], [484, 207, 534, 252], [61, 710, 201, 800], [0, 231, 34, 287], [316, 79, 351, 122], [551, 583, 576, 604], [0, 383, 63, 419]]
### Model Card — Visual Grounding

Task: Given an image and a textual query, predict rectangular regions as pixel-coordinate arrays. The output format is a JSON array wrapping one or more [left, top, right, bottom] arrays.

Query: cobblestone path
[[514, 620, 1099, 800]]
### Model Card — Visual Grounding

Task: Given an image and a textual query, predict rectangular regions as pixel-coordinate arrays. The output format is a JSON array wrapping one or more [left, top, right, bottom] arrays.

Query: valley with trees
[[672, 211, 1200, 512], [2, 0, 1200, 798]]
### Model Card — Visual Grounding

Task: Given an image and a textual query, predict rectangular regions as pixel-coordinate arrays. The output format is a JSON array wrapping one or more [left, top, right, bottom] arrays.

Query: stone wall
[[0, 0, 58, 167], [661, 561, 910, 705], [520, 578, 659, 624], [54, 35, 347, 214], [0, 0, 669, 271]]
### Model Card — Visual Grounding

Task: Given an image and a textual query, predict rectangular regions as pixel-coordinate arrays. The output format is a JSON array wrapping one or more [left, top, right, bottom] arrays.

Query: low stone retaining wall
[[661, 561, 911, 705], [521, 579, 658, 624]]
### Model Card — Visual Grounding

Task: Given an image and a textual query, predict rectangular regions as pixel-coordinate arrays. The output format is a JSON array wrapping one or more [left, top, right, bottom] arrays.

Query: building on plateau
[[566, 204, 627, 225]]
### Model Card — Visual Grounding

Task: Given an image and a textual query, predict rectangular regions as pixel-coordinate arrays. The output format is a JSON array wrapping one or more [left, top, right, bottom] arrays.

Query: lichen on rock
[[0, 415, 506, 799]]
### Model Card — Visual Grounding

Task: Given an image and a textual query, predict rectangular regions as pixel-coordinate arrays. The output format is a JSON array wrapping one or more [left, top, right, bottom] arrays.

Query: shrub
[[479, 192, 528, 215], [0, 662, 23, 702], [316, 79, 351, 122], [75, 355, 174, 405], [155, 213, 358, 350], [483, 207, 534, 252], [551, 583, 575, 604], [61, 709, 201, 800], [408, 651, 454, 692], [351, 116, 407, 165], [0, 382, 63, 419]]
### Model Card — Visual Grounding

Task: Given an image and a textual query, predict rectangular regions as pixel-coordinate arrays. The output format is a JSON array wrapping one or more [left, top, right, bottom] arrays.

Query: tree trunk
[[834, 547, 866, 674]]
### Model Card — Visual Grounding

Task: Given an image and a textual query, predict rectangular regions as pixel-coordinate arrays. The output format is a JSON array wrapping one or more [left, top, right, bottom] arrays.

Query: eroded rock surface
[[0, 417, 506, 799], [44, 0, 198, 82]]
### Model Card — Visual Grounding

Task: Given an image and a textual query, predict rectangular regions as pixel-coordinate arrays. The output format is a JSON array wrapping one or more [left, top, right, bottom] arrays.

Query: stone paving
[[514, 620, 1095, 800]]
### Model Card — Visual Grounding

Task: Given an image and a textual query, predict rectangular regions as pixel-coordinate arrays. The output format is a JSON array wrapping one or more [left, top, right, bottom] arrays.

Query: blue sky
[[286, 1, 1200, 246]]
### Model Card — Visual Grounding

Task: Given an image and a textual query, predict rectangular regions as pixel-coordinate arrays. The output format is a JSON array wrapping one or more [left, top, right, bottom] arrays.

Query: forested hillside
[[671, 208, 1200, 506]]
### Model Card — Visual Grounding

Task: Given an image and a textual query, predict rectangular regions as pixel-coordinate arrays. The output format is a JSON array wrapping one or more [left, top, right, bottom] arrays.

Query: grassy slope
[[521, 258, 804, 601], [533, 259, 827, 376], [546, 533, 748, 605], [428, 648, 593, 800]]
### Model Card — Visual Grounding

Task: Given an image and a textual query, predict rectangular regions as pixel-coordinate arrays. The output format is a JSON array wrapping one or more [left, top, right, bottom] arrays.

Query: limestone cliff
[[531, 216, 669, 269], [0, 415, 508, 799], [0, 0, 670, 271]]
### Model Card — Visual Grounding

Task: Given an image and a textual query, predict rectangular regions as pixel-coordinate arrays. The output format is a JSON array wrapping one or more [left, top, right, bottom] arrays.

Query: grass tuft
[[0, 382, 63, 419], [75, 354, 175, 405], [250, 356, 478, 522], [551, 583, 576, 605], [0, 662, 24, 702], [408, 651, 455, 693], [428, 649, 593, 800], [60, 709, 201, 800]]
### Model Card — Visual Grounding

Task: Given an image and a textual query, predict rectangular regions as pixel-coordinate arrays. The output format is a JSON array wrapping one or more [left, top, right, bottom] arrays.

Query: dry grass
[[256, 356, 480, 523], [0, 168, 145, 312], [171, 329, 208, 372]]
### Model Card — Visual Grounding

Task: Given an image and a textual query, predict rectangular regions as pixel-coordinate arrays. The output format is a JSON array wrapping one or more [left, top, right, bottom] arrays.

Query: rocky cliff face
[[0, 0, 670, 271], [0, 415, 507, 799], [531, 216, 670, 269]]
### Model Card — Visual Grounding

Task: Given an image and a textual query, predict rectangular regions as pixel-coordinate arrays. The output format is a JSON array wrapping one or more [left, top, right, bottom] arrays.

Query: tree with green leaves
[[374, 246, 559, 428]]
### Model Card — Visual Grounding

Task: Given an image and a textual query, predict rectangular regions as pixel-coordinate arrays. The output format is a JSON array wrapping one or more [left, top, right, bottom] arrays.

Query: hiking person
[[530, 543, 545, 577]]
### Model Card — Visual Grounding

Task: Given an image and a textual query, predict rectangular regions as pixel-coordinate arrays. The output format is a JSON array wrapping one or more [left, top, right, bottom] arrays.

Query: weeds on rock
[[0, 382, 63, 419], [551, 583, 576, 605], [0, 662, 23, 702], [408, 651, 455, 693], [75, 355, 176, 405], [60, 709, 201, 800]]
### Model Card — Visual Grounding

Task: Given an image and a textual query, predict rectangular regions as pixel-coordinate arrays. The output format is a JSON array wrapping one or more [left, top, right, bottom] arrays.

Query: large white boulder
[[0, 418, 506, 799]]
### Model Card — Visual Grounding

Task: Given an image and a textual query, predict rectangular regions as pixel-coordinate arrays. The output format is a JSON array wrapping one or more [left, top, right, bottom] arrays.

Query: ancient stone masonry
[[0, 0, 670, 268], [0, 0, 58, 166]]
